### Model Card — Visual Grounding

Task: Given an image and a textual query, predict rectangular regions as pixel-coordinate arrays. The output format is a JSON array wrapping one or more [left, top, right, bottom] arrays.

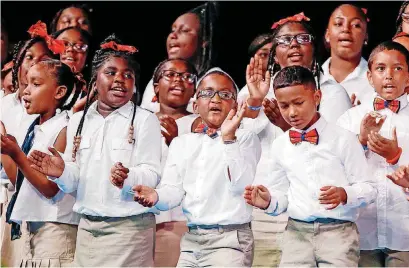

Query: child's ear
[[55, 85, 68, 101], [314, 89, 322, 107], [153, 83, 159, 96], [324, 29, 330, 44], [192, 100, 199, 114], [367, 70, 375, 88]]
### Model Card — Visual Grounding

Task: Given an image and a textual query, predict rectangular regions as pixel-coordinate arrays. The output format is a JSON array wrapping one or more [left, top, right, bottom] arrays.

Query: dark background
[[1, 1, 404, 96]]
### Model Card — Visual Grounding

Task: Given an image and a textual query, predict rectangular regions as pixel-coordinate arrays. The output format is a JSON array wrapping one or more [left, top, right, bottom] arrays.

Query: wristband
[[223, 138, 237, 144], [246, 99, 262, 111], [386, 147, 402, 165]]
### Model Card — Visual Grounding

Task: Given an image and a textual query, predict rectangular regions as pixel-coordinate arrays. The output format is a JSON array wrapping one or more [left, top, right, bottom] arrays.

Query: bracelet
[[223, 137, 237, 144], [246, 99, 262, 111], [386, 147, 402, 165]]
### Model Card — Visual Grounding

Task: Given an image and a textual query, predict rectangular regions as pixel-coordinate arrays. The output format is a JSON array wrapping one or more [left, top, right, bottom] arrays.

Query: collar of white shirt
[[289, 114, 327, 136], [34, 111, 69, 136], [87, 100, 134, 119], [321, 57, 368, 85]]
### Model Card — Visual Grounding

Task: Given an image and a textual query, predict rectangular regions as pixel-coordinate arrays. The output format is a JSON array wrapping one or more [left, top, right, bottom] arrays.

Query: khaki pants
[[359, 249, 409, 267], [280, 218, 360, 267], [155, 221, 187, 267], [74, 213, 156, 267], [252, 209, 287, 267], [177, 223, 254, 267]]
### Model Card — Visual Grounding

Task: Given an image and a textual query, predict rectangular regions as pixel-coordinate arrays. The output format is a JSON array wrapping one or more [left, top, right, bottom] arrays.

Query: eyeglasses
[[62, 41, 88, 53], [402, 12, 409, 23], [275, 33, 314, 46], [160, 70, 196, 84], [197, 89, 236, 100]]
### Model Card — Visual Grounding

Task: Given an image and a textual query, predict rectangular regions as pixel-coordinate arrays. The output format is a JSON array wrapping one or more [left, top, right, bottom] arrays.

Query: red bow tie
[[194, 123, 218, 138], [373, 97, 400, 113], [289, 129, 319, 145]]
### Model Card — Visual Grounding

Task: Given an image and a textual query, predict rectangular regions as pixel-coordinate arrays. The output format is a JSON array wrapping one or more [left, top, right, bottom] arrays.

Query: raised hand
[[350, 93, 361, 107], [359, 112, 386, 145], [110, 162, 129, 189], [132, 185, 158, 207], [1, 134, 21, 159], [367, 127, 400, 161], [263, 98, 291, 132], [387, 165, 409, 189], [221, 101, 247, 141], [319, 186, 347, 210], [246, 56, 271, 101], [243, 185, 271, 209], [0, 121, 6, 136], [159, 115, 179, 146], [28, 147, 65, 178]]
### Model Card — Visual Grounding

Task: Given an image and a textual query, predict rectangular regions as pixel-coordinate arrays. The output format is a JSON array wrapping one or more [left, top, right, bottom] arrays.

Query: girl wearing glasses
[[151, 58, 199, 267], [323, 4, 373, 106]]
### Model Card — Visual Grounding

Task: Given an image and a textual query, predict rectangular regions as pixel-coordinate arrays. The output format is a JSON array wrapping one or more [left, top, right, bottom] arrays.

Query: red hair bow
[[27, 21, 65, 55], [271, 12, 311, 30], [100, 41, 138, 54], [1, 61, 14, 72], [361, 8, 370, 22]]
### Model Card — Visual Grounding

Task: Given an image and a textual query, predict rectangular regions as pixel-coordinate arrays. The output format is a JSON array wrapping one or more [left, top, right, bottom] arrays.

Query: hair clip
[[100, 41, 138, 54]]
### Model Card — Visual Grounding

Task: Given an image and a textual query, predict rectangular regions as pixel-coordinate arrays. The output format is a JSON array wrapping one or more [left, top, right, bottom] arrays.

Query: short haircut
[[368, 41, 409, 70], [273, 65, 317, 91]]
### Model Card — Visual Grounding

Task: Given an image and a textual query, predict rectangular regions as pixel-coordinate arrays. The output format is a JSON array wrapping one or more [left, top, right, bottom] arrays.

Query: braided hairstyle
[[396, 1, 409, 35], [267, 19, 321, 90], [11, 37, 54, 95], [187, 1, 219, 76], [72, 34, 140, 161], [34, 59, 84, 111], [50, 4, 93, 34], [248, 33, 273, 57]]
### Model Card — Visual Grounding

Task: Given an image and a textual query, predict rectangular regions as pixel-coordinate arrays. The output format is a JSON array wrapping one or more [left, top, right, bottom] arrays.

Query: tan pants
[[155, 221, 187, 267], [280, 218, 360, 267], [1, 186, 26, 267], [177, 223, 254, 267], [359, 249, 409, 267], [74, 213, 156, 267], [252, 209, 287, 267]]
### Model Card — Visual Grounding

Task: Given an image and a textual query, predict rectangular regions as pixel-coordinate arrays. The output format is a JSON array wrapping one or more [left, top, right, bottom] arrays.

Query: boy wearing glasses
[[133, 67, 262, 267]]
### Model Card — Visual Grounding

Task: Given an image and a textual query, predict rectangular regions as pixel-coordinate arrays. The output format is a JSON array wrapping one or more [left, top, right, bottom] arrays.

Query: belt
[[188, 222, 250, 233], [290, 217, 351, 224], [82, 212, 153, 222]]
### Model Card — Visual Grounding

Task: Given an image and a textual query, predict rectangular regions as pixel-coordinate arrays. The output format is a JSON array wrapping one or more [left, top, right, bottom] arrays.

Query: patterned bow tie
[[194, 123, 218, 139], [289, 128, 319, 145], [373, 97, 400, 113]]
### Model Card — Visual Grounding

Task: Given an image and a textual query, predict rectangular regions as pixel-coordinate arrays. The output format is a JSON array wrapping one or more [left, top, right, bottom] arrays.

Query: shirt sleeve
[[155, 137, 185, 211], [342, 134, 377, 208], [224, 131, 261, 195], [122, 113, 162, 191]]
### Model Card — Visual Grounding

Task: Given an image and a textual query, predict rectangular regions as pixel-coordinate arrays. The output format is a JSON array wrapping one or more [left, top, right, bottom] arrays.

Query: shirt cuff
[[264, 195, 278, 215], [342, 186, 361, 208], [223, 142, 241, 162], [154, 188, 170, 211]]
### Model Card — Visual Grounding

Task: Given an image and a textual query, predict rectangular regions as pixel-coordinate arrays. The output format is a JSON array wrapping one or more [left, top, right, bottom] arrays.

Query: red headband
[[1, 61, 14, 72], [271, 12, 311, 30], [27, 21, 65, 55], [100, 41, 138, 54], [361, 8, 370, 22]]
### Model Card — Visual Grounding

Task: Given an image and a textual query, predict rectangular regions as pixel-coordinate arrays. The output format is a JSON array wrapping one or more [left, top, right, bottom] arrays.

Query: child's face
[[325, 5, 367, 60], [275, 83, 321, 130], [2, 71, 13, 96], [23, 64, 65, 115], [96, 56, 135, 109], [274, 23, 314, 70], [154, 60, 195, 108], [368, 50, 409, 101], [57, 28, 88, 73], [19, 42, 53, 91], [255, 42, 273, 75], [57, 7, 91, 33], [167, 13, 200, 61], [193, 73, 236, 129], [403, 5, 409, 34]]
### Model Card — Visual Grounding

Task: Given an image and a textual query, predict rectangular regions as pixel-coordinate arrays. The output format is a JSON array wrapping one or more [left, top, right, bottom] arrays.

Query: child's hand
[[110, 162, 129, 189], [367, 128, 400, 161], [359, 112, 386, 145], [28, 147, 65, 178], [132, 185, 158, 207], [263, 98, 291, 132], [246, 56, 271, 102], [319, 186, 347, 210], [221, 101, 246, 141], [350, 93, 361, 107], [386, 165, 409, 188], [1, 134, 21, 159], [159, 115, 178, 146], [0, 121, 6, 136], [244, 185, 271, 209]]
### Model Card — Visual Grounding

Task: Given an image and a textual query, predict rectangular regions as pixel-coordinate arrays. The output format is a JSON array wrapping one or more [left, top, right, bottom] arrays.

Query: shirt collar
[[88, 100, 134, 119], [290, 113, 327, 135], [321, 57, 368, 84], [35, 111, 69, 135]]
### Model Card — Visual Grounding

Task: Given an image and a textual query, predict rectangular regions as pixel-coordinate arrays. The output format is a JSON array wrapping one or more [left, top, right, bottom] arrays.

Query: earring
[[364, 40, 368, 45]]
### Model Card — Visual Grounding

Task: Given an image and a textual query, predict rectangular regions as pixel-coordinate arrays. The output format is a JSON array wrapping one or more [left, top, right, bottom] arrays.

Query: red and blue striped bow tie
[[373, 97, 400, 113], [289, 128, 319, 145], [194, 123, 218, 138]]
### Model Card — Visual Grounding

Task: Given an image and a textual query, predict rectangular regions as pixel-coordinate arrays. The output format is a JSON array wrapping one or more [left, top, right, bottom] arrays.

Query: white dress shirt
[[264, 116, 377, 222], [156, 114, 198, 224], [11, 111, 80, 225], [140, 79, 195, 113], [238, 72, 352, 124], [337, 93, 409, 251], [155, 129, 261, 226], [321, 57, 375, 105], [51, 101, 162, 217]]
